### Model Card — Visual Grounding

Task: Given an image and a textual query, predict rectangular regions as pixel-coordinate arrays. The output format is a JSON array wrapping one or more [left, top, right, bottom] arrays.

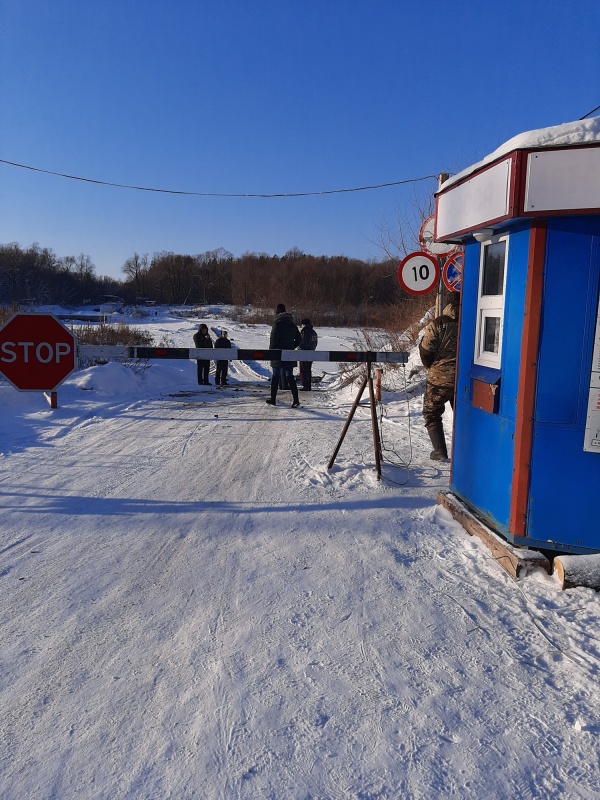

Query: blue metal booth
[[435, 131, 600, 554]]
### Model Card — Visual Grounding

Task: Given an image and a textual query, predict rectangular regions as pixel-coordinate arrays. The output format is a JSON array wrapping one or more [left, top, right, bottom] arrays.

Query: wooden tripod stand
[[327, 360, 382, 480]]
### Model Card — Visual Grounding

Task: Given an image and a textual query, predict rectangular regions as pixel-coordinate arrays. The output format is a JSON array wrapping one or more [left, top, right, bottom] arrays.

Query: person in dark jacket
[[419, 294, 459, 460], [193, 323, 213, 385], [298, 318, 318, 391], [266, 304, 301, 407], [214, 329, 232, 386]]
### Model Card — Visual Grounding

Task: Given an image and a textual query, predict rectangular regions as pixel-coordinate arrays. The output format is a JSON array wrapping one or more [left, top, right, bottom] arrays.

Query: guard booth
[[434, 119, 600, 555]]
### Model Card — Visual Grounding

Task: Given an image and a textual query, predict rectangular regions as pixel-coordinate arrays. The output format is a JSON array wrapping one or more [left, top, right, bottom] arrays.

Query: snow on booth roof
[[435, 117, 600, 241], [440, 116, 600, 190]]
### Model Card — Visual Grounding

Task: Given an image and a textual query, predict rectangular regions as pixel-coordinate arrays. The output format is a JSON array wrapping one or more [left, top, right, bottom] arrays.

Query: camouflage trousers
[[423, 381, 454, 428]]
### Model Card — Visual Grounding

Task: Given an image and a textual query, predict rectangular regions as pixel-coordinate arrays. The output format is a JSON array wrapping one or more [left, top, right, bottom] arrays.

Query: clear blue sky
[[1, 0, 599, 280]]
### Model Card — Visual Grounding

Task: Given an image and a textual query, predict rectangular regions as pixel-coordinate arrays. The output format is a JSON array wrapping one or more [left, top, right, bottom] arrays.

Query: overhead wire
[[3, 103, 598, 195], [0, 158, 437, 198], [579, 104, 600, 120]]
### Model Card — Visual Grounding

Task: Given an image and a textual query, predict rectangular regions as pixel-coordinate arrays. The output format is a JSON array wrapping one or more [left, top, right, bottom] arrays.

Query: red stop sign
[[0, 313, 77, 391]]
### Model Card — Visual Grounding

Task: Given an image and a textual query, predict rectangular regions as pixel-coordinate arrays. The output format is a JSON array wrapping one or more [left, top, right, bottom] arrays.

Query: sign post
[[0, 313, 77, 396]]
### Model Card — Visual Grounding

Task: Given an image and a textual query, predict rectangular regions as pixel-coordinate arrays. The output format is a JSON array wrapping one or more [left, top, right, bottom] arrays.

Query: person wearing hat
[[214, 329, 232, 386], [419, 292, 459, 460], [193, 323, 213, 385], [298, 318, 318, 391], [266, 304, 302, 407]]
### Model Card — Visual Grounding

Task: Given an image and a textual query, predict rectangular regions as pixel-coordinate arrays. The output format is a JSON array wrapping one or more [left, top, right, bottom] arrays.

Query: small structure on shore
[[433, 118, 600, 586]]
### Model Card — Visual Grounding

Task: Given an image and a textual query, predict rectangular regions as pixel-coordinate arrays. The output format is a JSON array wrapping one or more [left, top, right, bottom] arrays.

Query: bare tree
[[122, 253, 150, 299], [74, 253, 95, 279], [374, 181, 437, 263]]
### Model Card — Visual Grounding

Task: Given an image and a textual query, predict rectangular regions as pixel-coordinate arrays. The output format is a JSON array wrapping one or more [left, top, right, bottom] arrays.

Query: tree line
[[0, 243, 121, 308], [0, 242, 431, 328]]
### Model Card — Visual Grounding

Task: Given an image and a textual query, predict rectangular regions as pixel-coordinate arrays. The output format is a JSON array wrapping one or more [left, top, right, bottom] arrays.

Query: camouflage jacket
[[419, 303, 458, 388]]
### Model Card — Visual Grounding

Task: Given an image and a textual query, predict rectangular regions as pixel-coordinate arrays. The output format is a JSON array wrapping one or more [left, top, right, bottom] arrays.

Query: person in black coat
[[298, 318, 318, 391], [214, 329, 232, 386], [193, 323, 213, 385], [266, 304, 301, 407]]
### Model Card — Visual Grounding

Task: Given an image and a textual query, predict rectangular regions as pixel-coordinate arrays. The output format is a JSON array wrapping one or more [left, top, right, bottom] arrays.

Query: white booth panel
[[436, 158, 512, 239], [525, 148, 600, 212]]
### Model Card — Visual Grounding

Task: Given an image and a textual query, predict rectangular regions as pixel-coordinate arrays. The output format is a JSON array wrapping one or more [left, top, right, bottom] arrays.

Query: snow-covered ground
[[1, 306, 599, 799]]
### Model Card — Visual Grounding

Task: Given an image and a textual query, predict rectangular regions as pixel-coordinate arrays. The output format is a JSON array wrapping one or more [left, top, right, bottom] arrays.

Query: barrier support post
[[375, 368, 382, 402], [327, 361, 383, 479], [367, 360, 382, 480], [43, 391, 58, 409], [327, 374, 368, 471]]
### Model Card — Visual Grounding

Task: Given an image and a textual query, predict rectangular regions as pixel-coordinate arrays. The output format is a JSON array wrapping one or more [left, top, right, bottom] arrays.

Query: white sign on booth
[[525, 148, 600, 212], [436, 157, 512, 240]]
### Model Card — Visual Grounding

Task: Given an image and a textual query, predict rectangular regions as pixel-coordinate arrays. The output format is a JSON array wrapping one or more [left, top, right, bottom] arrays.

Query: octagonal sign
[[0, 313, 77, 391]]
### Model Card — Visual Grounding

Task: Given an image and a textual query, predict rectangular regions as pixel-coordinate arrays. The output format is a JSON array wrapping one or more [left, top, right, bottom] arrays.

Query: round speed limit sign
[[397, 252, 440, 296]]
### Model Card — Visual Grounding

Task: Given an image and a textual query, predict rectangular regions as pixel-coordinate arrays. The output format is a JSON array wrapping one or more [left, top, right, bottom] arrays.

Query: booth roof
[[440, 116, 600, 191]]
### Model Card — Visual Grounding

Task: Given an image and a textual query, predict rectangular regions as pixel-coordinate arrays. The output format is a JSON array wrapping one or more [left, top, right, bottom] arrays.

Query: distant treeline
[[0, 243, 431, 328]]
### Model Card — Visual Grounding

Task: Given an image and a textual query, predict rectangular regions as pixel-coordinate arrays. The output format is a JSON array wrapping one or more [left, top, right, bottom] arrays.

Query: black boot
[[427, 423, 448, 460], [289, 374, 300, 407], [266, 376, 278, 405]]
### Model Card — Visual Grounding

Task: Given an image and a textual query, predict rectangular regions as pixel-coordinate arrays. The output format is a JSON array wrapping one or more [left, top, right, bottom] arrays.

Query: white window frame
[[474, 233, 509, 369]]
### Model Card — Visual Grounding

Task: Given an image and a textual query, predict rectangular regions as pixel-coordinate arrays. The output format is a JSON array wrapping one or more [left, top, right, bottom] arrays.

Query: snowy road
[[1, 310, 600, 799]]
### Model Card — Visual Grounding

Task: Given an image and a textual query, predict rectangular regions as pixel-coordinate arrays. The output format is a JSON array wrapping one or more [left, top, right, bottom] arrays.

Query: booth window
[[474, 235, 508, 368]]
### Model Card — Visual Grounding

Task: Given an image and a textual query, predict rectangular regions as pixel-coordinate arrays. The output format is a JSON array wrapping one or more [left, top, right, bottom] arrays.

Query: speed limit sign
[[398, 252, 440, 296]]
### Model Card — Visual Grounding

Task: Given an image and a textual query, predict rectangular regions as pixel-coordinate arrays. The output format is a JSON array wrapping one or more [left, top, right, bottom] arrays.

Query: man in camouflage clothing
[[419, 293, 459, 460]]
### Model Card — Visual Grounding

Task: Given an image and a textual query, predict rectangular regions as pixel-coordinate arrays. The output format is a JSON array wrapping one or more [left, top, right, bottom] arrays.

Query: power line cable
[[579, 104, 600, 120], [0, 158, 437, 198]]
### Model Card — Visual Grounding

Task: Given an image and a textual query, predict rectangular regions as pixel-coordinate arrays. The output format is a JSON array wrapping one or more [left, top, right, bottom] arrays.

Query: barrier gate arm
[[77, 346, 409, 364]]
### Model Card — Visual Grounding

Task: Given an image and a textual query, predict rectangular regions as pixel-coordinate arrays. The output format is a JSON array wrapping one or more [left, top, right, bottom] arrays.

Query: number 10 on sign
[[397, 252, 440, 296]]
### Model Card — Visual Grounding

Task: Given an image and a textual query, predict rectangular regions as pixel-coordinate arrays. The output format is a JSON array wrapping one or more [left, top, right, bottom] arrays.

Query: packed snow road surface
[[1, 309, 600, 799]]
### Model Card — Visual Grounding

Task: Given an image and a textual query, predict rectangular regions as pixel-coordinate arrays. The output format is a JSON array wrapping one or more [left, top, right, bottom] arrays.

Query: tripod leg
[[367, 362, 382, 480], [327, 375, 368, 470]]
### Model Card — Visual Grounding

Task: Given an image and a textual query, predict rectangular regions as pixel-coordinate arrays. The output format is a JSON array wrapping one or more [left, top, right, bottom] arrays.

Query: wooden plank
[[437, 491, 551, 579], [554, 554, 600, 591]]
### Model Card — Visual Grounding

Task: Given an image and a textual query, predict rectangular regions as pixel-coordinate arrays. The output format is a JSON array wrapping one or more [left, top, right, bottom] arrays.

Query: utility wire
[[3, 107, 598, 193], [0, 158, 437, 198], [579, 104, 600, 120]]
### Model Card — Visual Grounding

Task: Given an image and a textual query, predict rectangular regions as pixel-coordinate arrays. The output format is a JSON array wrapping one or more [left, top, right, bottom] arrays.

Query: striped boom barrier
[[77, 347, 409, 364], [60, 346, 403, 468]]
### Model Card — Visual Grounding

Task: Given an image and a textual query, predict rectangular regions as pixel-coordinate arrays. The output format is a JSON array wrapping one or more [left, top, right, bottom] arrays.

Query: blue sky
[[1, 0, 599, 280]]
